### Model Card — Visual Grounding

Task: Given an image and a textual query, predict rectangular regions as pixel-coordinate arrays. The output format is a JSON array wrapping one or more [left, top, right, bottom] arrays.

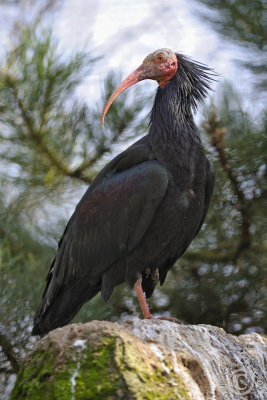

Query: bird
[[32, 48, 215, 335]]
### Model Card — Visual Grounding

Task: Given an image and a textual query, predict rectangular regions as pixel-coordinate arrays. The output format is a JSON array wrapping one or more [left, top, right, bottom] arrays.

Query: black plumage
[[32, 49, 215, 335]]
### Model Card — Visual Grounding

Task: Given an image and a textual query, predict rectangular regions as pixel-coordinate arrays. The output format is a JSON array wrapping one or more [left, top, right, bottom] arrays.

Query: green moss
[[11, 348, 57, 400], [115, 338, 190, 400], [56, 337, 125, 399], [11, 337, 126, 400], [11, 327, 191, 400]]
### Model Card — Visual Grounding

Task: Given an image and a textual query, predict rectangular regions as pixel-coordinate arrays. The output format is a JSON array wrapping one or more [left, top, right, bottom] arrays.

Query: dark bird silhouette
[[32, 48, 215, 335]]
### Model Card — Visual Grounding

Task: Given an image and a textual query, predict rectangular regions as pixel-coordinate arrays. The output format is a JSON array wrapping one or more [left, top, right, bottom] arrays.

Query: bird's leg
[[134, 276, 152, 319], [134, 273, 181, 324], [151, 268, 181, 323]]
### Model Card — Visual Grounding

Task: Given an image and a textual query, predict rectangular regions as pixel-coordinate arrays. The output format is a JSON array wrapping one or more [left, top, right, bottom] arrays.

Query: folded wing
[[33, 148, 168, 333]]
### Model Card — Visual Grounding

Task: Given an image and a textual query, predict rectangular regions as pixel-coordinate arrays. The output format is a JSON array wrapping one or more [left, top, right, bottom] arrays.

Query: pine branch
[[0, 332, 20, 373], [185, 248, 236, 263], [9, 77, 130, 186], [9, 82, 94, 184], [202, 107, 251, 258], [69, 115, 132, 181]]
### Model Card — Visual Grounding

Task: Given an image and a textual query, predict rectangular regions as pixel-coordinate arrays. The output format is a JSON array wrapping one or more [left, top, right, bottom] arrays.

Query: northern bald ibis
[[32, 48, 215, 335]]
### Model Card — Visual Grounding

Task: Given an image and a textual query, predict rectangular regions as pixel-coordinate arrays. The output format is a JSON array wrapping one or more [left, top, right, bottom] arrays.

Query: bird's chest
[[152, 159, 207, 248], [146, 142, 208, 254], [172, 156, 206, 211], [166, 181, 204, 231]]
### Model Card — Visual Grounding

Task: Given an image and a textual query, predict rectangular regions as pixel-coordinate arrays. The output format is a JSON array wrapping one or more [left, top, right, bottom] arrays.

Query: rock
[[11, 320, 267, 400]]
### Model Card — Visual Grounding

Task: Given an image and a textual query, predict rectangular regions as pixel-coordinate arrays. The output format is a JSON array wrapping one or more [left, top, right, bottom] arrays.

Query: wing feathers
[[33, 155, 168, 329]]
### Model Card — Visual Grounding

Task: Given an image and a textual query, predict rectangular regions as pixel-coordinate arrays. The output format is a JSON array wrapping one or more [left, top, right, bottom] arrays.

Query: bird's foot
[[151, 268, 159, 283]]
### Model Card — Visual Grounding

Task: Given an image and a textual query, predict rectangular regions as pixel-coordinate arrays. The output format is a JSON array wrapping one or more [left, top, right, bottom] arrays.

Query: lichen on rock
[[11, 320, 267, 399]]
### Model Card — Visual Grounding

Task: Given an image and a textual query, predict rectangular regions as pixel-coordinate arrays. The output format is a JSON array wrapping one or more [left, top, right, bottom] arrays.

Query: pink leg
[[134, 276, 152, 319], [134, 275, 181, 324]]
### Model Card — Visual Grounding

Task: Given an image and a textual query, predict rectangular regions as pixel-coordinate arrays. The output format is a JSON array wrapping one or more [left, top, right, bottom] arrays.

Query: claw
[[145, 268, 150, 278], [151, 268, 159, 283]]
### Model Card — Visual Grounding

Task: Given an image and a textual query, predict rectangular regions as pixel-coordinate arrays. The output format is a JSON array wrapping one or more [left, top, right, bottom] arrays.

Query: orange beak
[[101, 63, 148, 125]]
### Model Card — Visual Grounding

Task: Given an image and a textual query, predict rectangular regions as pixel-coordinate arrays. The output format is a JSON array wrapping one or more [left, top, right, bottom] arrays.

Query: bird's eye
[[156, 54, 165, 63]]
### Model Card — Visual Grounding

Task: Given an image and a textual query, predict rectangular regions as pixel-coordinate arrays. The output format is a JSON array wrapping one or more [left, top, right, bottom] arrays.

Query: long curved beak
[[101, 63, 148, 125]]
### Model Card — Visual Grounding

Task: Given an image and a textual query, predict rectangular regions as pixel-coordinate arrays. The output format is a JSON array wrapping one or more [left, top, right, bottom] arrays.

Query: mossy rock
[[11, 321, 190, 400], [11, 320, 267, 399]]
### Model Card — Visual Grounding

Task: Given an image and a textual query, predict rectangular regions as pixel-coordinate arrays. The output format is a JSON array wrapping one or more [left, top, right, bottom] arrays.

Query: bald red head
[[101, 48, 178, 124]]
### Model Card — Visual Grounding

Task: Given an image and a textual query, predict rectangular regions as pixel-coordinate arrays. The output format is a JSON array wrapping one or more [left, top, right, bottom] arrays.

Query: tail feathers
[[32, 281, 101, 335]]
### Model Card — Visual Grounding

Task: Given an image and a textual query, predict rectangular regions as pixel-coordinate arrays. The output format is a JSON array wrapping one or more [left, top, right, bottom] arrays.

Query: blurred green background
[[0, 0, 266, 398]]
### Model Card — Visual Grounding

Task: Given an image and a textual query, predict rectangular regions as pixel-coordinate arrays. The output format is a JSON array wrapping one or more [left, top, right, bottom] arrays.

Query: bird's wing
[[37, 144, 168, 317]]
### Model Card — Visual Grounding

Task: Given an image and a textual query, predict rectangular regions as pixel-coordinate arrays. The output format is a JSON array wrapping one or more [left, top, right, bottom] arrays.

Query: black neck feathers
[[149, 53, 215, 144]]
